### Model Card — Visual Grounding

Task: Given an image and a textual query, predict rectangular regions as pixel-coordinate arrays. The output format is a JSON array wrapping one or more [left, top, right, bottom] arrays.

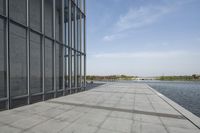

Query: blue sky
[[86, 0, 200, 76]]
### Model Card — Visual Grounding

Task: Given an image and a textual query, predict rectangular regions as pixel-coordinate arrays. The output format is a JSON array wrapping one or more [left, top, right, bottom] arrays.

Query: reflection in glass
[[56, 43, 63, 90], [0, 19, 6, 98], [10, 23, 27, 97], [30, 0, 42, 31], [44, 0, 53, 37], [10, 0, 27, 25], [45, 38, 54, 92], [30, 32, 42, 94]]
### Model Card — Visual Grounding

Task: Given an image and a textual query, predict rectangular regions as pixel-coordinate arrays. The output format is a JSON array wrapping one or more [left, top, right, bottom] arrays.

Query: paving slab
[[0, 82, 200, 133]]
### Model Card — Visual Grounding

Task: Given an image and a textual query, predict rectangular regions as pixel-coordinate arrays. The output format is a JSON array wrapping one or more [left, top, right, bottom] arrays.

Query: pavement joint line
[[90, 90, 154, 95], [146, 94, 170, 133], [47, 100, 185, 120], [147, 85, 200, 129]]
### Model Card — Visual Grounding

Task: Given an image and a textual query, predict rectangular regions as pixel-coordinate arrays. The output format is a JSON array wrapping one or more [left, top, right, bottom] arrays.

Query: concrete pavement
[[0, 83, 199, 133]]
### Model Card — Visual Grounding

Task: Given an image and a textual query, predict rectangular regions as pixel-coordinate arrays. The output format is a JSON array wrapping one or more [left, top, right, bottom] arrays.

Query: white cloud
[[116, 5, 173, 31], [103, 35, 116, 41], [102, 0, 194, 42], [93, 51, 199, 59]]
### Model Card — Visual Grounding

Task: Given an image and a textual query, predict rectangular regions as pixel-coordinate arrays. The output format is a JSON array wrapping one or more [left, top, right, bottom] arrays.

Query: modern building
[[0, 0, 86, 110]]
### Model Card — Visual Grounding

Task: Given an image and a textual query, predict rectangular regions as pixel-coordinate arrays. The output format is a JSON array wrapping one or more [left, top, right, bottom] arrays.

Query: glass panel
[[82, 55, 85, 86], [77, 53, 81, 87], [30, 0, 42, 31], [30, 32, 42, 94], [55, 43, 63, 90], [77, 11, 81, 51], [55, 0, 62, 42], [10, 23, 27, 97], [71, 4, 75, 48], [44, 0, 53, 37], [65, 47, 69, 88], [45, 38, 53, 92], [64, 0, 69, 46], [81, 0, 84, 12], [10, 0, 27, 25], [0, 0, 5, 15], [71, 50, 75, 87], [82, 15, 85, 53], [0, 19, 6, 98]]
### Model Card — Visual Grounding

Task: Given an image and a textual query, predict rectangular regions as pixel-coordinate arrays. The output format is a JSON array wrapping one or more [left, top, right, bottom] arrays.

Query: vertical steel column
[[68, 0, 72, 93], [53, 0, 56, 98], [6, 0, 10, 109], [26, 0, 30, 104], [42, 0, 45, 101], [83, 1, 86, 89], [62, 0, 65, 95], [74, 1, 77, 91], [79, 0, 82, 90]]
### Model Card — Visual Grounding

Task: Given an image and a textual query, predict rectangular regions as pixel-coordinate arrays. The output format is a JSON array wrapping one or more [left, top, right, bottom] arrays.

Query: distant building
[[0, 0, 86, 110]]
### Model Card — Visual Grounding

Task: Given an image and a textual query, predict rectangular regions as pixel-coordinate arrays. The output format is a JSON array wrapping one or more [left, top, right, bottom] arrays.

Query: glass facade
[[0, 0, 86, 110]]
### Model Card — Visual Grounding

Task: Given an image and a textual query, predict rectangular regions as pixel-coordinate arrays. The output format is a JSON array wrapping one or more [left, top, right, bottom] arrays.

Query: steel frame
[[0, 0, 86, 110]]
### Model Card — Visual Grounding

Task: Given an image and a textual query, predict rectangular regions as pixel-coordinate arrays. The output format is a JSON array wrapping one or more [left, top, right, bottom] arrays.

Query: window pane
[[10, 23, 27, 97], [56, 43, 63, 90], [30, 32, 42, 94], [77, 53, 81, 87], [71, 4, 75, 48], [65, 47, 69, 88], [45, 38, 53, 91], [77, 11, 81, 51], [56, 0, 62, 42], [82, 15, 85, 53], [82, 55, 85, 86], [0, 0, 5, 15], [44, 0, 53, 37], [30, 0, 42, 31], [64, 0, 69, 46], [71, 50, 75, 87], [0, 19, 6, 98], [10, 0, 27, 25]]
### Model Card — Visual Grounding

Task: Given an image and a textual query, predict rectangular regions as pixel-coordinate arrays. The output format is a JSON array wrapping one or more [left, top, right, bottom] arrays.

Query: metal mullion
[[42, 0, 45, 101], [74, 6, 77, 90], [68, 0, 72, 93], [0, 14, 7, 19], [0, 98, 8, 102], [53, 0, 56, 98], [6, 0, 10, 109], [26, 0, 30, 104], [30, 28, 43, 36], [11, 95, 28, 100], [61, 0, 65, 95], [83, 15, 86, 89], [80, 12, 82, 89], [9, 19, 27, 29]]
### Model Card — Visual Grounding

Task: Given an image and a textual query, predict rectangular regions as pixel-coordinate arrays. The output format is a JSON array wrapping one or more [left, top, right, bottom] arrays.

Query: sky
[[86, 0, 200, 76]]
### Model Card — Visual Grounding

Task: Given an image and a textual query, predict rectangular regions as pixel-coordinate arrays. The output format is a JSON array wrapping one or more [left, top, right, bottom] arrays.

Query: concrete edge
[[146, 84, 200, 129]]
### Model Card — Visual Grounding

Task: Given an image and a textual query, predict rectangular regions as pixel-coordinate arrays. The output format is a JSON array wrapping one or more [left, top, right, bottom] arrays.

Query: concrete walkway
[[0, 83, 200, 133]]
